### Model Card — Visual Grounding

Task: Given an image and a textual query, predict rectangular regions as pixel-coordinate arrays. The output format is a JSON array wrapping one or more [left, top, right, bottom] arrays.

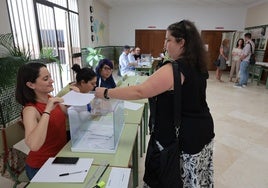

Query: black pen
[[59, 170, 87, 176], [96, 163, 110, 183]]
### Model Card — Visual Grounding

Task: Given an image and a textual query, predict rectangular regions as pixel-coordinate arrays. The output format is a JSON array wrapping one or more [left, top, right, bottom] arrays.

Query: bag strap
[[172, 61, 182, 139], [150, 61, 182, 139], [248, 42, 253, 54]]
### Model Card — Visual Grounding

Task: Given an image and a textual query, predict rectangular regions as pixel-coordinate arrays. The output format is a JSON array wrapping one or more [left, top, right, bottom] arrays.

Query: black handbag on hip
[[143, 61, 183, 188], [214, 59, 220, 66]]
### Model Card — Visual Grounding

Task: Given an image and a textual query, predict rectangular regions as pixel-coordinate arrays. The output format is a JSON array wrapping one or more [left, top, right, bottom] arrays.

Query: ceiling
[[99, 0, 266, 8]]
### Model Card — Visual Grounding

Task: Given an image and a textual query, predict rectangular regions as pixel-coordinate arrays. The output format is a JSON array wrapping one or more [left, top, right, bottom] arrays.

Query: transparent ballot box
[[68, 99, 124, 153]]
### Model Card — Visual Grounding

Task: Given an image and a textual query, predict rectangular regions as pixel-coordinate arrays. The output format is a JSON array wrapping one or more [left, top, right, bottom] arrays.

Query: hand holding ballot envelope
[[61, 90, 113, 115]]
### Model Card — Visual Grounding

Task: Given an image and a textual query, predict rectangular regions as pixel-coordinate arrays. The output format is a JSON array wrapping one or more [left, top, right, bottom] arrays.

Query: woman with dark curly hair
[[95, 20, 215, 188], [229, 38, 244, 82]]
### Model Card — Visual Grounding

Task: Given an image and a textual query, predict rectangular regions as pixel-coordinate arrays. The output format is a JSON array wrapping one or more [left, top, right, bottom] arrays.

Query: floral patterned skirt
[[144, 140, 214, 188]]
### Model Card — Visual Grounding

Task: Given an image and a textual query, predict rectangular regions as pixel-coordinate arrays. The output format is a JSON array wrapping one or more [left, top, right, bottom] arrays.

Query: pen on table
[[96, 163, 110, 183], [91, 163, 110, 188], [59, 170, 87, 176]]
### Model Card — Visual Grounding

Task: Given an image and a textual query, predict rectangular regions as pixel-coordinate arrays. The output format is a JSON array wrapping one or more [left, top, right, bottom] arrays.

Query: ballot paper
[[31, 157, 93, 182], [106, 167, 131, 188], [61, 90, 95, 106]]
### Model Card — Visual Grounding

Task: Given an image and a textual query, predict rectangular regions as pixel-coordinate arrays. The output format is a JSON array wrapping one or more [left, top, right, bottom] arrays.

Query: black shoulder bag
[[143, 61, 183, 188]]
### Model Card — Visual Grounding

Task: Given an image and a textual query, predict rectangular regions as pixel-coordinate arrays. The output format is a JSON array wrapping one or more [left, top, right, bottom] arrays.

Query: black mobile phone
[[52, 157, 79, 164]]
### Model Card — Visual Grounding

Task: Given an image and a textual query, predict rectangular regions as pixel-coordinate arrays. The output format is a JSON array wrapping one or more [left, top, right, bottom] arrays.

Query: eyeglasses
[[103, 66, 112, 71]]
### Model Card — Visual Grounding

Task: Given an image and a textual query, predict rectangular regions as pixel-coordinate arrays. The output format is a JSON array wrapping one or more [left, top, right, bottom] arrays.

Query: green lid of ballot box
[[68, 99, 124, 153]]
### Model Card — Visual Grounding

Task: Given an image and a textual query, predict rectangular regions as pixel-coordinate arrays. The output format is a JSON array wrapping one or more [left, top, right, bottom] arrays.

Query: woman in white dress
[[229, 38, 244, 82]]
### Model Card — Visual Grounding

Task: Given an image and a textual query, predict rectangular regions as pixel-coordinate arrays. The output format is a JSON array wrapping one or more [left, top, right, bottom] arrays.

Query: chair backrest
[[0, 129, 4, 154], [2, 121, 25, 149]]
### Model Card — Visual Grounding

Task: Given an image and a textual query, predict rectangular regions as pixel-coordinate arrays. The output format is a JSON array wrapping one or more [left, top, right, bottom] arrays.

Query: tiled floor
[[1, 71, 268, 188]]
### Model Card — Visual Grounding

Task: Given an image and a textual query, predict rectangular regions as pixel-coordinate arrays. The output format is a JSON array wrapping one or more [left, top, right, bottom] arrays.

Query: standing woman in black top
[[95, 20, 215, 188]]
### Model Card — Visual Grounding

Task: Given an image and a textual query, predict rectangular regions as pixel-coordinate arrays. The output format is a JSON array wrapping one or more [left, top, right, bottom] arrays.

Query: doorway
[[201, 30, 234, 71], [135, 30, 166, 58]]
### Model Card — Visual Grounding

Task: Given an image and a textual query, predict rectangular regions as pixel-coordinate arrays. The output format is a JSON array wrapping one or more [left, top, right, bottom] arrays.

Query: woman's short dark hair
[[95, 59, 113, 75], [71, 64, 96, 84], [15, 62, 47, 106], [167, 20, 208, 73]]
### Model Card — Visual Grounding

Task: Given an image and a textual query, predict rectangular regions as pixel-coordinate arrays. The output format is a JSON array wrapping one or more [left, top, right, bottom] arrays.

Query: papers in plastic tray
[[31, 157, 93, 182]]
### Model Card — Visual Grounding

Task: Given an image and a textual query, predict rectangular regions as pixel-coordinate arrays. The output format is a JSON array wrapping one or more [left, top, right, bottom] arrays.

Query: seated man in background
[[95, 58, 116, 89], [119, 45, 137, 76], [134, 46, 141, 61]]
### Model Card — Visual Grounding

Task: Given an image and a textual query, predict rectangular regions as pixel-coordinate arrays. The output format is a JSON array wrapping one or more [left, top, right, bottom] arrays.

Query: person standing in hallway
[[215, 38, 230, 82], [234, 33, 255, 88], [229, 38, 244, 83], [95, 20, 215, 188]]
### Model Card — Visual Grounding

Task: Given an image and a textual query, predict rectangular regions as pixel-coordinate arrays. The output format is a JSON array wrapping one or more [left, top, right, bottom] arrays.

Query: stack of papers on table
[[31, 158, 93, 182]]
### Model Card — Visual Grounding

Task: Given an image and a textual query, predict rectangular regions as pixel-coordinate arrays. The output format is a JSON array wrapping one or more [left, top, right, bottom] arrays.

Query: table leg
[[139, 120, 143, 157], [132, 133, 138, 187]]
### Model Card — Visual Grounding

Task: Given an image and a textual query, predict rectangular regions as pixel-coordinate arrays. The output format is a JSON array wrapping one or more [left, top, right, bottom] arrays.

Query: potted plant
[[0, 33, 29, 127], [39, 47, 62, 72], [86, 47, 105, 68]]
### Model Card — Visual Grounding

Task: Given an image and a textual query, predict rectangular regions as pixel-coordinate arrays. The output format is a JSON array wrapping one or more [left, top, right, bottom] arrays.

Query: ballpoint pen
[[92, 163, 110, 188], [59, 170, 87, 176]]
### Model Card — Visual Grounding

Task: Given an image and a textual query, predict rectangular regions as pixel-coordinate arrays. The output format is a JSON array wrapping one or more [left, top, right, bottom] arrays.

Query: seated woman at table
[[56, 64, 97, 97], [15, 62, 68, 180], [95, 59, 116, 89]]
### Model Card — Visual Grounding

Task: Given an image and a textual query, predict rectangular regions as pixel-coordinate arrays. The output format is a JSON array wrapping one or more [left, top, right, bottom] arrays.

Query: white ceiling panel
[[99, 0, 266, 8]]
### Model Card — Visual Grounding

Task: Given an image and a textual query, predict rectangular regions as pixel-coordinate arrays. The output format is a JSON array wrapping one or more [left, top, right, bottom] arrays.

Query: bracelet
[[43, 111, 50, 115], [104, 88, 110, 99]]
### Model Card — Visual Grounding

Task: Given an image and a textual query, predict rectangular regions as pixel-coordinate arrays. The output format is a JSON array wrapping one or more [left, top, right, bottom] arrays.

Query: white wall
[[245, 2, 268, 27], [78, 0, 110, 48], [108, 3, 247, 46], [78, 0, 92, 48], [0, 0, 11, 34], [92, 0, 109, 46]]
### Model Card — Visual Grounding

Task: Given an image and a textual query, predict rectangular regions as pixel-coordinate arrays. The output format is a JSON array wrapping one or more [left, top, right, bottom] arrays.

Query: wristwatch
[[104, 88, 110, 99]]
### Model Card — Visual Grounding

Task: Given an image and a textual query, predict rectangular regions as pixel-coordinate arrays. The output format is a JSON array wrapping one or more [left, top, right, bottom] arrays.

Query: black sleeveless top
[[150, 60, 215, 154]]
